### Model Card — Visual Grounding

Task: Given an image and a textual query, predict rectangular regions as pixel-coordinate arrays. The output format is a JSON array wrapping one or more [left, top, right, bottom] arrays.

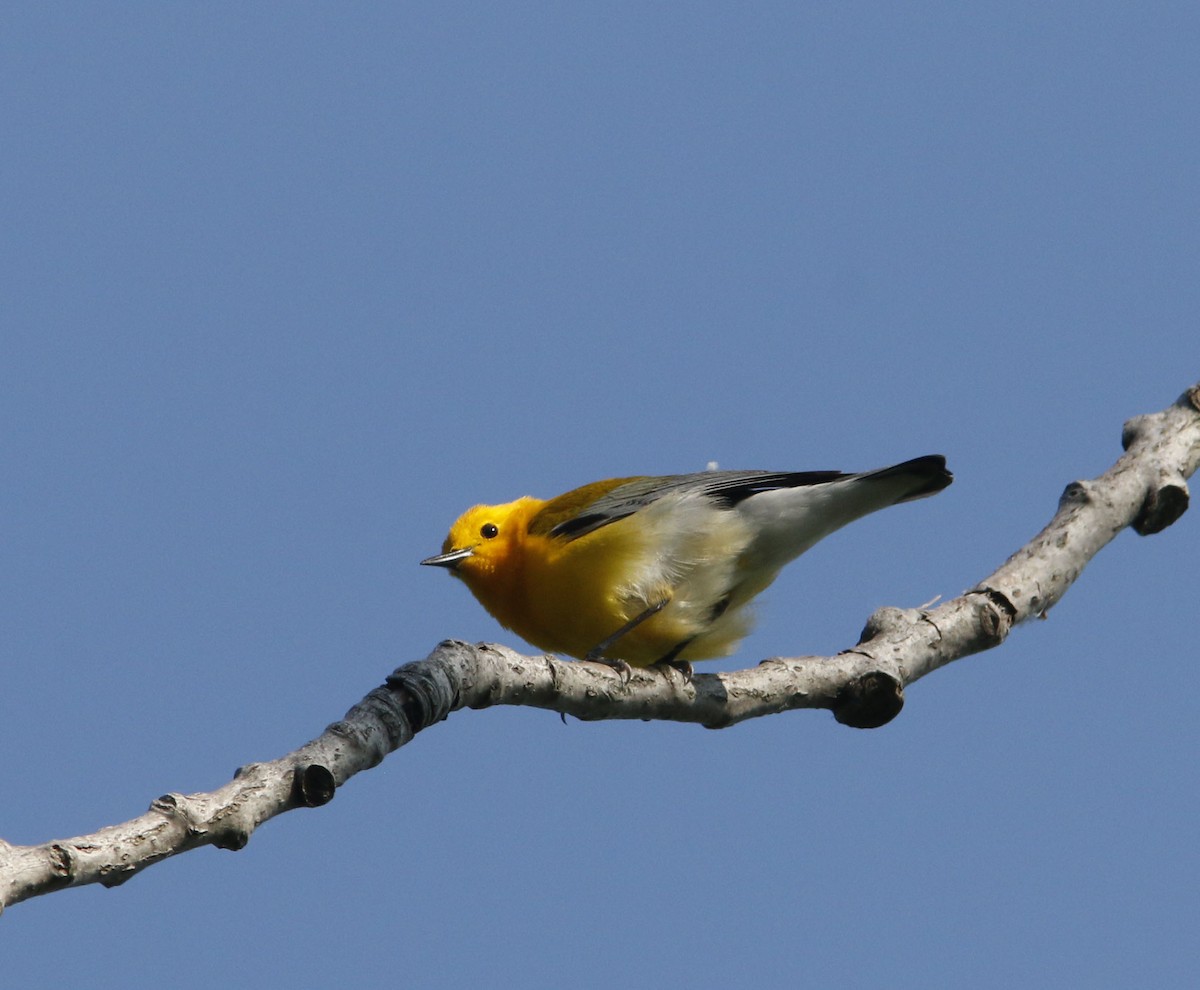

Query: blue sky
[[3, 3, 1197, 987]]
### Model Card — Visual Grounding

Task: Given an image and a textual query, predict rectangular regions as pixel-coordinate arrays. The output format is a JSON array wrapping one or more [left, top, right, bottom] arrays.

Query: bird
[[422, 454, 952, 676]]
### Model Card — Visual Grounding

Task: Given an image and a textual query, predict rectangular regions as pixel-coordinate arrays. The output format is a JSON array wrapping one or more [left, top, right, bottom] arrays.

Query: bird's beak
[[420, 547, 473, 569]]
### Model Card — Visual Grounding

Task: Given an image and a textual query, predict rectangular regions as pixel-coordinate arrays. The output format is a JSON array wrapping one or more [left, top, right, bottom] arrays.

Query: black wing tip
[[548, 512, 607, 539], [878, 454, 953, 501]]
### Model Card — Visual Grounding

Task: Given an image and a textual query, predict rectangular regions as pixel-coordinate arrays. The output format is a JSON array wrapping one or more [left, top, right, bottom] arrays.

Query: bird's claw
[[655, 658, 694, 683], [583, 652, 633, 684]]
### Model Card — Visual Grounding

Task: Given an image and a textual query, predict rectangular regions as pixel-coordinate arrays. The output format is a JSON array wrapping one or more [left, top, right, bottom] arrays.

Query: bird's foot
[[652, 637, 695, 683], [654, 657, 694, 683], [582, 597, 672, 685], [583, 652, 633, 684]]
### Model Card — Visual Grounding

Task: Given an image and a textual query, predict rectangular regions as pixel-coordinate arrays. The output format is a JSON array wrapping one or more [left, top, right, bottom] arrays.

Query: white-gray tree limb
[[3, 384, 1197, 913]]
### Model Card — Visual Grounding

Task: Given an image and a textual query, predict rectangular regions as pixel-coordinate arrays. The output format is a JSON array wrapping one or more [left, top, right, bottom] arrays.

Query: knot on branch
[[972, 587, 1017, 643], [156, 774, 264, 852], [1059, 480, 1093, 507], [1132, 479, 1189, 535], [44, 845, 72, 886], [1121, 414, 1151, 451], [857, 605, 918, 644], [833, 671, 904, 729], [293, 764, 336, 808], [1185, 384, 1200, 414]]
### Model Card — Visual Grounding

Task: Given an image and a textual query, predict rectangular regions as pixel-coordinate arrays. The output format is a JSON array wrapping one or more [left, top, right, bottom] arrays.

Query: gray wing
[[547, 469, 851, 540]]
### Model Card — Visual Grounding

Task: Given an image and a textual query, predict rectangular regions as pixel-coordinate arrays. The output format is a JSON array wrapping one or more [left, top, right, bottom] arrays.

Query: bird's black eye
[[480, 523, 499, 539]]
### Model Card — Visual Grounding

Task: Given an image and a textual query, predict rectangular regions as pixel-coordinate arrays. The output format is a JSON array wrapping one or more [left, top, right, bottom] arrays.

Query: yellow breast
[[462, 493, 759, 665]]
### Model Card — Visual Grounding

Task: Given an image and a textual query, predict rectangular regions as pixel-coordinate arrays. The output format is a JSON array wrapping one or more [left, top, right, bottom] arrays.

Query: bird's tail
[[862, 454, 953, 503]]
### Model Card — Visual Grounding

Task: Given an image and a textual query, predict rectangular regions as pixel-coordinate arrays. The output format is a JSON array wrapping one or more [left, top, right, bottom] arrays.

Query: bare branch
[[3, 384, 1197, 912]]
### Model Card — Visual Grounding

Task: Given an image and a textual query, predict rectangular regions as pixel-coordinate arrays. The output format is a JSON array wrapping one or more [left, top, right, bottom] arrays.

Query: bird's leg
[[584, 596, 671, 681], [585, 597, 670, 659], [650, 594, 729, 682]]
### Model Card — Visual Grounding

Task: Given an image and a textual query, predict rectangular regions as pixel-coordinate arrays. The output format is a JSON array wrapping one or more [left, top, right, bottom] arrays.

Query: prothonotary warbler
[[422, 455, 952, 675]]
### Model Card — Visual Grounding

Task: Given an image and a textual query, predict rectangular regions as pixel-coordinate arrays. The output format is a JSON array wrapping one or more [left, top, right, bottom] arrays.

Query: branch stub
[[832, 671, 904, 729]]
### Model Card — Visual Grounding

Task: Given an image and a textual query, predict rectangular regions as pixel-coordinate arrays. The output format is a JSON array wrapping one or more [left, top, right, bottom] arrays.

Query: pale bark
[[3, 384, 1198, 913]]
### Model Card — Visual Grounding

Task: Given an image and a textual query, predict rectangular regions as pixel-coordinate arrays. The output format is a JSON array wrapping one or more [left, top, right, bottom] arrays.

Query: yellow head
[[422, 497, 546, 637], [422, 498, 541, 583]]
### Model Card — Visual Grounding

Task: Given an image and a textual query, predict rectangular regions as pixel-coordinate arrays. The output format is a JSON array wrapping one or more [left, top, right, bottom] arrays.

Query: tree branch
[[4, 384, 1198, 912]]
